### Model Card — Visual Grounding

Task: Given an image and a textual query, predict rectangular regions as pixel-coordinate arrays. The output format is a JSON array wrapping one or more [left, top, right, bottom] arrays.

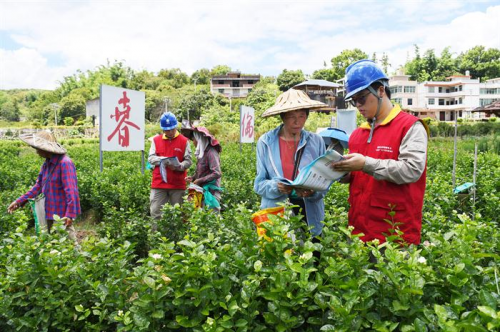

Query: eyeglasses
[[348, 91, 371, 107]]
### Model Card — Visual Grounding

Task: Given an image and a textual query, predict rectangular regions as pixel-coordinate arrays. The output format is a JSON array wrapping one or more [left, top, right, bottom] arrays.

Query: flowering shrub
[[0, 138, 499, 331]]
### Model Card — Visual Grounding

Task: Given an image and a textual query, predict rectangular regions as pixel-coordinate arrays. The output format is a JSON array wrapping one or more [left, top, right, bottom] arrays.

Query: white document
[[275, 150, 347, 191], [159, 157, 181, 183]]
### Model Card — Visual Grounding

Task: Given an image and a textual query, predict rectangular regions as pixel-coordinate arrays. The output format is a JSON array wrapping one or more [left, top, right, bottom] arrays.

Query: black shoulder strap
[[291, 144, 306, 181]]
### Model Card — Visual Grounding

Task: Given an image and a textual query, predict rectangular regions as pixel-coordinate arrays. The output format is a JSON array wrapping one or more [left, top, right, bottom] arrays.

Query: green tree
[[59, 93, 86, 120], [311, 68, 335, 82], [330, 48, 369, 80], [210, 65, 232, 76], [457, 46, 500, 80], [380, 53, 390, 74], [0, 100, 20, 121], [191, 68, 211, 85], [130, 70, 162, 91], [276, 69, 305, 91], [158, 68, 190, 88], [434, 47, 458, 81]]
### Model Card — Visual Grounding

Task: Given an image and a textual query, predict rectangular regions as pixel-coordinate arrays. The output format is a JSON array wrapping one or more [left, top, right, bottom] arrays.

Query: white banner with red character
[[100, 84, 145, 151], [240, 105, 255, 144]]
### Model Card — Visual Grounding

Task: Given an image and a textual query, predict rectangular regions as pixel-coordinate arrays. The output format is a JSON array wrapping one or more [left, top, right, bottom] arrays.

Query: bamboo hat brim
[[262, 88, 331, 117], [19, 130, 66, 154]]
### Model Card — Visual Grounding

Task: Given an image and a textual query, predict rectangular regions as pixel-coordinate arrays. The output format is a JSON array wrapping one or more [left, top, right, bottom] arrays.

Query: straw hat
[[262, 88, 331, 117], [19, 130, 67, 154], [181, 122, 221, 153]]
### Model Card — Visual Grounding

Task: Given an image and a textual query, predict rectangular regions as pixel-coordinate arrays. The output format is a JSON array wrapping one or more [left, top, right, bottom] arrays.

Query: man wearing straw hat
[[7, 130, 80, 240], [254, 88, 331, 237]]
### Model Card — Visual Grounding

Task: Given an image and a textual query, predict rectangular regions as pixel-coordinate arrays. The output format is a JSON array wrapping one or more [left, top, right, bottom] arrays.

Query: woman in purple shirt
[[7, 130, 80, 240]]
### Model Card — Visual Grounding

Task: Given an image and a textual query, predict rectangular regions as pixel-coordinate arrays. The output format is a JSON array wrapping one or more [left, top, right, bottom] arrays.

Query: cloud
[[0, 1, 499, 89]]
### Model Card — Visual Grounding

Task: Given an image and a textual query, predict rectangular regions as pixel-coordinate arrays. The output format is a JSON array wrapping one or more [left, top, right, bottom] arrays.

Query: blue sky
[[1, 0, 499, 90]]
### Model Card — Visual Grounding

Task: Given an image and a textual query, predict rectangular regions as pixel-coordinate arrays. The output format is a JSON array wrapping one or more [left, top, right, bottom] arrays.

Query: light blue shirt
[[254, 125, 327, 236]]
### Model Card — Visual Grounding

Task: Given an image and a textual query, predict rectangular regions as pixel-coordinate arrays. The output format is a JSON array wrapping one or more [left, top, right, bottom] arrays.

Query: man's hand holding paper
[[330, 153, 366, 172]]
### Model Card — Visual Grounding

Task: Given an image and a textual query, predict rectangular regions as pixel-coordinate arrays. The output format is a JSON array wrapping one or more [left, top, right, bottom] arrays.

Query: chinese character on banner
[[100, 85, 145, 152], [107, 91, 140, 147], [240, 106, 255, 143]]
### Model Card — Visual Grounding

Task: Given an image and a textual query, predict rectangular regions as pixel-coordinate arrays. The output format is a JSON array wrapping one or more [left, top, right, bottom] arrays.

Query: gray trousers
[[150, 188, 185, 220]]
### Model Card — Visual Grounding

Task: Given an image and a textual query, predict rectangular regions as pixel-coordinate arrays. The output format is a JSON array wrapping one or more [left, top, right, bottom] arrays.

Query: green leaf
[[152, 310, 164, 319], [143, 276, 155, 288], [235, 319, 248, 327], [75, 304, 84, 312], [477, 306, 498, 319], [320, 325, 336, 331], [254, 260, 262, 272], [414, 318, 428, 332], [479, 290, 497, 310], [393, 300, 410, 311], [178, 239, 196, 248]]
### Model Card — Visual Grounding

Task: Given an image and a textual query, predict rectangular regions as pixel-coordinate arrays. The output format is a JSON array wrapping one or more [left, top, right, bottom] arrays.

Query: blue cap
[[160, 112, 178, 130]]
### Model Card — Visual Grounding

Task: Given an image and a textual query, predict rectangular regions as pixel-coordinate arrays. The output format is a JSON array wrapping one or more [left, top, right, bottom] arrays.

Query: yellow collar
[[359, 104, 401, 129], [162, 131, 179, 140]]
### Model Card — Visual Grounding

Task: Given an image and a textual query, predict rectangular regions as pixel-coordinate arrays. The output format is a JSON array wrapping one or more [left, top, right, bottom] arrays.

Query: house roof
[[294, 79, 341, 89], [472, 99, 500, 116]]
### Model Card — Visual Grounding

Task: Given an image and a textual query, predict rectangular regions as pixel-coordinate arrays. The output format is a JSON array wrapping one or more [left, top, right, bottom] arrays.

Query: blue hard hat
[[160, 112, 178, 130], [344, 60, 388, 100]]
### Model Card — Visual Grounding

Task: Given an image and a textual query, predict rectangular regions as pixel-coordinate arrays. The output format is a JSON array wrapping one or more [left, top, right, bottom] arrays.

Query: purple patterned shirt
[[193, 146, 222, 199], [17, 154, 81, 220]]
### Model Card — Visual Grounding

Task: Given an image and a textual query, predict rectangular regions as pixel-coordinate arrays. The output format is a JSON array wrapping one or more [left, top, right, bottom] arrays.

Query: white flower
[[417, 256, 427, 264], [118, 310, 124, 316], [151, 254, 162, 260], [50, 250, 60, 256]]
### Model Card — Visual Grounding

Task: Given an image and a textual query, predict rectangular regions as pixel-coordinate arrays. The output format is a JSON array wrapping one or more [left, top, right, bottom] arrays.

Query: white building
[[210, 72, 260, 98], [388, 70, 499, 121]]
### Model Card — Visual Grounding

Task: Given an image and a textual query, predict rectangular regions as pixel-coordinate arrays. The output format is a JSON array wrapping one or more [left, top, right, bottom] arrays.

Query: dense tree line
[[1, 45, 499, 126]]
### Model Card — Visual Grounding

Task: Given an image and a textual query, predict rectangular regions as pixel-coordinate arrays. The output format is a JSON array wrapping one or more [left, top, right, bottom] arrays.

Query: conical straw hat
[[19, 130, 67, 154], [262, 88, 331, 117]]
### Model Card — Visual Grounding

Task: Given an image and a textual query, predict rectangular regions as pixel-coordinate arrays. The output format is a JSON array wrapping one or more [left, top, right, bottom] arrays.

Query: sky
[[0, 0, 499, 90]]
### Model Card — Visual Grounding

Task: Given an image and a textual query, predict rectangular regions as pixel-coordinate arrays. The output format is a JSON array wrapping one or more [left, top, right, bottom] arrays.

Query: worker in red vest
[[148, 112, 192, 227], [332, 60, 428, 245]]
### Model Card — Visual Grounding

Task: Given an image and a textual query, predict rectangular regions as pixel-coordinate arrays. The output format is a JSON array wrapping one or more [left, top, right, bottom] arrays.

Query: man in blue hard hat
[[332, 60, 428, 245], [148, 112, 192, 227]]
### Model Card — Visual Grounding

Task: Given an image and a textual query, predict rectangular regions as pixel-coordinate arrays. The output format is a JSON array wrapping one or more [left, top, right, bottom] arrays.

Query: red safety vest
[[151, 134, 188, 190], [348, 111, 426, 245]]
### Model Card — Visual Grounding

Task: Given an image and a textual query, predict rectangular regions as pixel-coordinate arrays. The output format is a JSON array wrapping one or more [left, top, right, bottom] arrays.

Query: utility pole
[[193, 76, 199, 92]]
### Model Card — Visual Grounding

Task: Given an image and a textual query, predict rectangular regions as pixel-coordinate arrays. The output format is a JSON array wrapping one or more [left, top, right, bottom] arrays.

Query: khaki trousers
[[149, 188, 185, 220]]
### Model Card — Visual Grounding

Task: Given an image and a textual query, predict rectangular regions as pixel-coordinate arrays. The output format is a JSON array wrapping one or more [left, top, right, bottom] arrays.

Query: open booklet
[[159, 157, 181, 183], [274, 149, 347, 191]]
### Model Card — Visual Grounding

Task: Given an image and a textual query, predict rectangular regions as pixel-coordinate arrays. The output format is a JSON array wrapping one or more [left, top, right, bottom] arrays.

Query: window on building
[[459, 85, 463, 91], [428, 98, 435, 105], [247, 80, 253, 84], [232, 81, 239, 87], [438, 87, 443, 93], [218, 89, 224, 94], [407, 98, 413, 105], [480, 98, 499, 106], [439, 99, 445, 105], [459, 98, 463, 104], [391, 86, 402, 93], [428, 86, 435, 93], [218, 81, 224, 84], [392, 98, 402, 105], [404, 86, 415, 93]]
